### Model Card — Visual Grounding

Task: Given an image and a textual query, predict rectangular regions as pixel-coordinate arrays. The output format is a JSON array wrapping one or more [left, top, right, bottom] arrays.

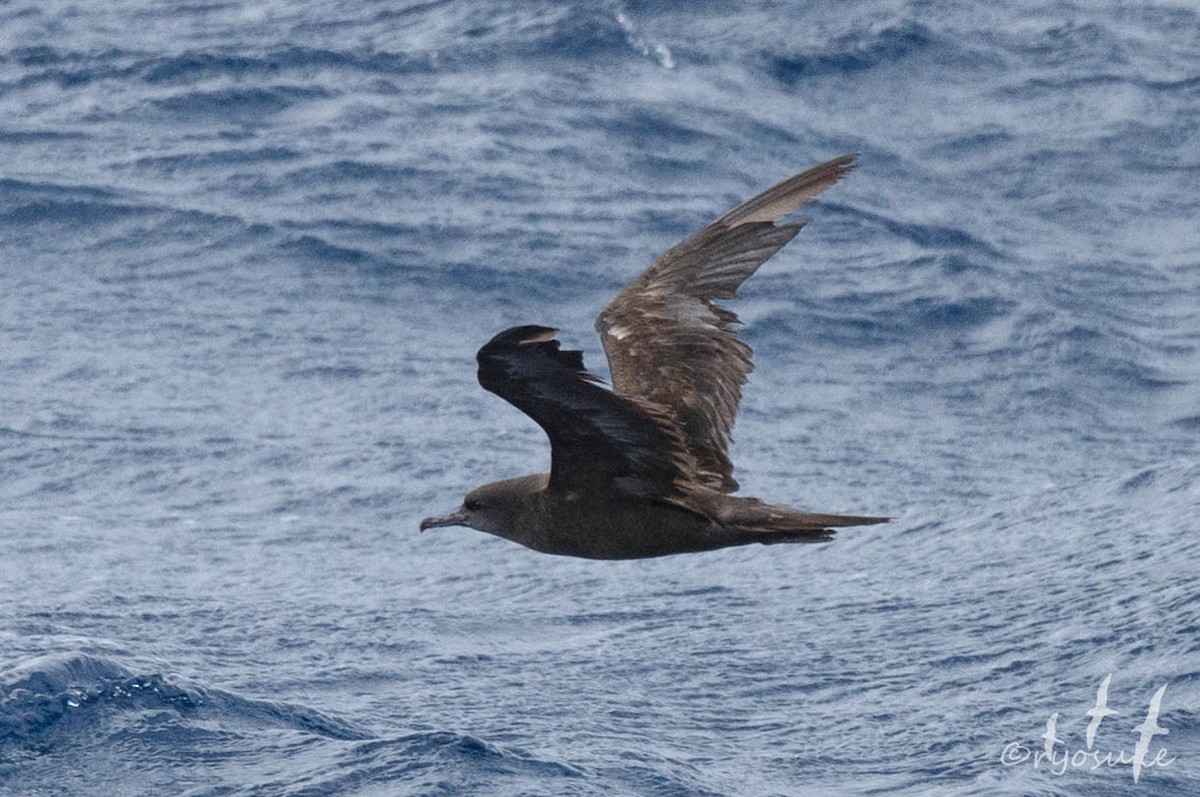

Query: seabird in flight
[[420, 154, 888, 558]]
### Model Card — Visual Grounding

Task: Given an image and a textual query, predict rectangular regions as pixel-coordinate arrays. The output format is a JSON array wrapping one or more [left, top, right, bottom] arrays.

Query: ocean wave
[[764, 20, 977, 83], [0, 652, 371, 748], [0, 179, 153, 227], [3, 5, 662, 100], [3, 45, 434, 92], [130, 146, 301, 173], [826, 202, 1005, 258], [170, 730, 586, 797], [278, 234, 371, 265], [150, 85, 332, 120], [138, 47, 435, 85]]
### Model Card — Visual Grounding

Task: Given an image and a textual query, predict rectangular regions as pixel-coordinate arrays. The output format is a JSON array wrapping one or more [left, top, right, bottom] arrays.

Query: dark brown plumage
[[420, 154, 889, 558]]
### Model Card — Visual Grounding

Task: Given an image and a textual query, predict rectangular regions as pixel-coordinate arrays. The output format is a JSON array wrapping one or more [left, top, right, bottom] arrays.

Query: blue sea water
[[2, 1, 1199, 794]]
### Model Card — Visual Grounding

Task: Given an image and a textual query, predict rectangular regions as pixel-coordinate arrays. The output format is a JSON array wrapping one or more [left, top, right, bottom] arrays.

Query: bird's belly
[[537, 500, 725, 560]]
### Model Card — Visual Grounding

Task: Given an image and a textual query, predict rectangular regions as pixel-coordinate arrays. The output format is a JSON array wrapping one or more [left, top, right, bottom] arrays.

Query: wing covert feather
[[476, 325, 699, 499]]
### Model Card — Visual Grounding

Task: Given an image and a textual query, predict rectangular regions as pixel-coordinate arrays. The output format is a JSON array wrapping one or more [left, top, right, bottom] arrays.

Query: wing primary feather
[[713, 153, 857, 227], [594, 154, 858, 493]]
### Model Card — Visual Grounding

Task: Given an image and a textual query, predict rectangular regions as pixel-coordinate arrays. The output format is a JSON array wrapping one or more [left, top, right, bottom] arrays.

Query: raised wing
[[595, 154, 856, 492], [476, 325, 699, 499]]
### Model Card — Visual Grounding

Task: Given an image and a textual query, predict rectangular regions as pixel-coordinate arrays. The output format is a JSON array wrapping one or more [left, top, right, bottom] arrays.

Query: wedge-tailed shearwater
[[420, 154, 888, 558]]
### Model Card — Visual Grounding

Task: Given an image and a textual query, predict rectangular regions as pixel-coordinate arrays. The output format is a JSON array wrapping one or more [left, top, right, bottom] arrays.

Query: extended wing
[[476, 325, 699, 500], [595, 154, 856, 492]]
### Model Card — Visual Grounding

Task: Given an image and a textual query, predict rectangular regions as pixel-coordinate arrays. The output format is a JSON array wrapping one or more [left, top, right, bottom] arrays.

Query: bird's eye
[[464, 499, 482, 511]]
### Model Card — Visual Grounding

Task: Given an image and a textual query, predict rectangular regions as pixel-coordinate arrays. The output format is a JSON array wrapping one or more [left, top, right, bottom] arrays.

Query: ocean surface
[[2, 1, 1198, 795]]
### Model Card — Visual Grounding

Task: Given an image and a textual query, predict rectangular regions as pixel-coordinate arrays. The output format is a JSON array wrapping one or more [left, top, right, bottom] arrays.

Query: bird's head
[[419, 474, 546, 540]]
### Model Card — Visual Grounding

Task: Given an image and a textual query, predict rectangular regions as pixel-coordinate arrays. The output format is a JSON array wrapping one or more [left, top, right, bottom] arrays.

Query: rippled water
[[2, 1, 1198, 795]]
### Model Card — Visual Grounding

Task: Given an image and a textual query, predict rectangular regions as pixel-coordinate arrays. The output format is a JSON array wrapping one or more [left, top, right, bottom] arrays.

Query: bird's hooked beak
[[419, 507, 469, 532]]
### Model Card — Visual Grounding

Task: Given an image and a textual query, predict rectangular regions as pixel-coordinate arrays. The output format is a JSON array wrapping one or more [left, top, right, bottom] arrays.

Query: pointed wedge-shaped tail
[[719, 496, 890, 544]]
